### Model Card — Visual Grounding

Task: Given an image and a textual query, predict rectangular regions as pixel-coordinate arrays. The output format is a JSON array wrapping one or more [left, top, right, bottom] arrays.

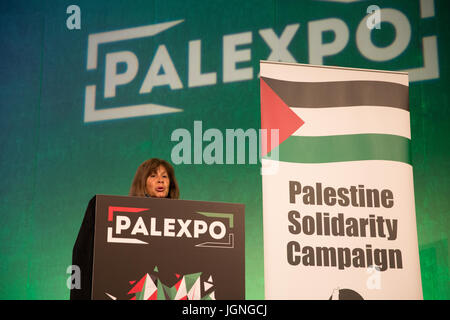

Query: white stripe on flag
[[291, 106, 411, 139], [260, 61, 409, 86]]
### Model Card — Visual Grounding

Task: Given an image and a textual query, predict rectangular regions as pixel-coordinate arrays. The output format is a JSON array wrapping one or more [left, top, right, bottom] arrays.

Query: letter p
[[104, 51, 138, 98], [116, 216, 131, 234], [308, 18, 349, 65], [289, 181, 302, 203], [194, 220, 208, 238]]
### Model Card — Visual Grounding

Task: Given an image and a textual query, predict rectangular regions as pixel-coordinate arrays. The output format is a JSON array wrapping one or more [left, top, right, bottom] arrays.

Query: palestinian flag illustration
[[260, 61, 422, 300], [260, 62, 411, 163]]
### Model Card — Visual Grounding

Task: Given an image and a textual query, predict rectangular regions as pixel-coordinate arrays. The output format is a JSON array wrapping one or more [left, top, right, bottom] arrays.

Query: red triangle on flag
[[260, 78, 304, 156]]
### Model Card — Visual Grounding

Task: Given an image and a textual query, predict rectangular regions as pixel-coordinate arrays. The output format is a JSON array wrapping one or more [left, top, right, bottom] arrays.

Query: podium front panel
[[74, 195, 245, 300]]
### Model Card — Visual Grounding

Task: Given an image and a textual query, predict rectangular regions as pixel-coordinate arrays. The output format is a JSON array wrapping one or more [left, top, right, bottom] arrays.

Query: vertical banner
[[260, 61, 422, 300]]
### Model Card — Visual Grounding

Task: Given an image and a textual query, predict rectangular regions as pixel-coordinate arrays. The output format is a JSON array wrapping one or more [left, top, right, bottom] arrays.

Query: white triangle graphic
[[174, 277, 187, 300], [143, 273, 157, 300], [204, 281, 213, 291]]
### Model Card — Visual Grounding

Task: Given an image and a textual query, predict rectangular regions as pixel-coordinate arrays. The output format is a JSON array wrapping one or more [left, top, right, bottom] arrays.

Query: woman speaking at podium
[[129, 158, 180, 199]]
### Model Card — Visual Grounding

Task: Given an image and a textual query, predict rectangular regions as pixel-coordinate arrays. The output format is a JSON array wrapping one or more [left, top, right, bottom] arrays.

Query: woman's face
[[146, 165, 170, 198]]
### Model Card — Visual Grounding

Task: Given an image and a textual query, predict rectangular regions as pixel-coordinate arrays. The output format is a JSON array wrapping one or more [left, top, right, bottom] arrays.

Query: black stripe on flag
[[261, 77, 409, 110]]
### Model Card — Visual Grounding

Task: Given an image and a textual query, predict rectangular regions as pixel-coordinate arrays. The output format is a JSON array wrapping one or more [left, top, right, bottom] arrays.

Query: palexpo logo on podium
[[106, 206, 235, 249], [83, 0, 439, 123]]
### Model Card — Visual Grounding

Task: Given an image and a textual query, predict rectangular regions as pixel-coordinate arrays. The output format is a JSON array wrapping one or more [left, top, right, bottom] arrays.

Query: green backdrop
[[0, 0, 448, 299]]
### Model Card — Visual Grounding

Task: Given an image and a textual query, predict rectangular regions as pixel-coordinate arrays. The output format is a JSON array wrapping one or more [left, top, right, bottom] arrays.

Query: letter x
[[259, 24, 300, 62], [177, 219, 192, 238]]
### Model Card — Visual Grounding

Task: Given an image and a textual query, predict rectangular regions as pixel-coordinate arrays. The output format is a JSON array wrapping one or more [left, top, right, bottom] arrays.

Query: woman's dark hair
[[129, 158, 180, 199]]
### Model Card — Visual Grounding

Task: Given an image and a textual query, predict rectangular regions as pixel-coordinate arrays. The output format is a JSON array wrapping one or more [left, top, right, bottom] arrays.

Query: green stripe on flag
[[265, 134, 411, 164]]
